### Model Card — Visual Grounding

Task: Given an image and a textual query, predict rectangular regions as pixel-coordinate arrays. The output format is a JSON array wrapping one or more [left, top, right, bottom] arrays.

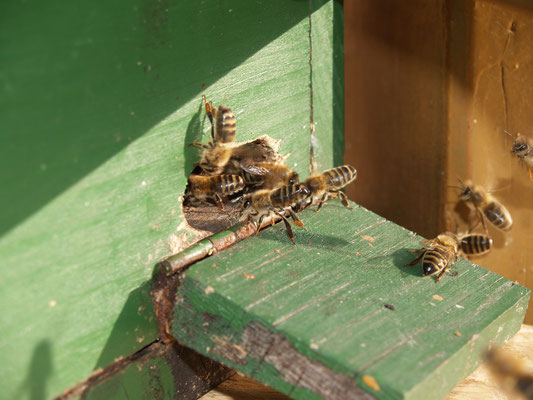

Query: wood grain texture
[[0, 1, 331, 398], [344, 0, 448, 239], [444, 0, 533, 324], [172, 201, 530, 400], [199, 324, 533, 400], [310, 0, 344, 173]]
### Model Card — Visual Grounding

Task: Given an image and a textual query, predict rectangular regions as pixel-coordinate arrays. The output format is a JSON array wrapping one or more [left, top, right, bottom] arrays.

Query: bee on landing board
[[184, 174, 245, 210], [240, 162, 299, 191], [302, 165, 357, 211], [505, 130, 533, 181], [241, 183, 311, 244], [485, 347, 533, 400], [457, 179, 513, 233], [406, 232, 461, 282]]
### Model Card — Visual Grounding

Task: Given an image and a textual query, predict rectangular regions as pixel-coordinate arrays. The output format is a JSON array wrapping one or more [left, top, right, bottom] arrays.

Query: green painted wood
[[0, 1, 338, 398], [172, 201, 530, 400], [310, 0, 344, 172]]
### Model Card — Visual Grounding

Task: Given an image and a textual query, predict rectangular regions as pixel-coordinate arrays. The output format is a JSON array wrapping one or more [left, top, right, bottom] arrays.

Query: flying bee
[[457, 232, 493, 257], [406, 232, 461, 282], [242, 183, 311, 244], [184, 174, 244, 210], [485, 347, 533, 400], [505, 130, 533, 181], [302, 165, 357, 211], [457, 180, 513, 232], [240, 163, 299, 191]]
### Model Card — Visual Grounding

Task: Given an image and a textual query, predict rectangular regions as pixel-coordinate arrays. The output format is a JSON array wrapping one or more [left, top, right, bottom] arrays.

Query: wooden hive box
[[0, 1, 529, 399]]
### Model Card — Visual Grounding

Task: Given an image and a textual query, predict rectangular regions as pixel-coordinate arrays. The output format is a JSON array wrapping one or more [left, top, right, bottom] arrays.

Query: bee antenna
[[503, 130, 516, 139], [448, 185, 462, 190], [456, 176, 465, 187]]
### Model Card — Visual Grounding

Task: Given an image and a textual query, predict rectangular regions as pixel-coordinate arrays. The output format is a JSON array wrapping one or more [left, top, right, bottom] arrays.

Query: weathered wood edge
[[172, 271, 529, 400], [173, 279, 375, 400]]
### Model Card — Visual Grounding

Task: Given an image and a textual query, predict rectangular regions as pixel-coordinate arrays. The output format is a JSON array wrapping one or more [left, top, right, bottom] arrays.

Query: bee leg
[[315, 194, 328, 212], [275, 212, 295, 245], [189, 142, 209, 149], [214, 194, 225, 211], [287, 208, 306, 229], [255, 215, 266, 236], [337, 191, 352, 209], [528, 167, 533, 181], [436, 266, 449, 282], [475, 207, 488, 235], [405, 252, 424, 266], [203, 95, 216, 141]]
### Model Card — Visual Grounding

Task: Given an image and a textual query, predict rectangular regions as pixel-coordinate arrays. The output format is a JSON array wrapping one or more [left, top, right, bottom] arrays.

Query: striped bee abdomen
[[216, 105, 236, 144], [485, 202, 513, 231], [422, 247, 450, 277], [460, 234, 493, 256], [270, 184, 311, 208], [215, 175, 244, 195], [324, 165, 357, 189]]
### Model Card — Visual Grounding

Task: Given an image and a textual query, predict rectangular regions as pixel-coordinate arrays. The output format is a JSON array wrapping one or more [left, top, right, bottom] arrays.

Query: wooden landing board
[[172, 202, 530, 400]]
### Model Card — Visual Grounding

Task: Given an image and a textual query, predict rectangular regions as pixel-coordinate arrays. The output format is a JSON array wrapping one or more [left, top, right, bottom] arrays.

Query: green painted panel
[[311, 0, 345, 172], [172, 202, 530, 400], [0, 1, 341, 398]]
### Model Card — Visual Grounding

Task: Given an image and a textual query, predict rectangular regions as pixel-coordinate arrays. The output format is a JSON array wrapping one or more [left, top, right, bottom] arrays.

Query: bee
[[203, 96, 237, 144], [485, 347, 533, 400], [242, 183, 311, 244], [184, 174, 245, 210], [406, 232, 461, 282], [302, 165, 357, 211], [505, 130, 533, 181], [457, 180, 513, 232], [189, 97, 237, 175], [457, 232, 493, 257], [240, 163, 299, 190]]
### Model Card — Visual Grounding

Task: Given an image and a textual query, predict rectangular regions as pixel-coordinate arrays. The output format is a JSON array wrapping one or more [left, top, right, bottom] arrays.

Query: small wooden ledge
[[172, 202, 530, 400]]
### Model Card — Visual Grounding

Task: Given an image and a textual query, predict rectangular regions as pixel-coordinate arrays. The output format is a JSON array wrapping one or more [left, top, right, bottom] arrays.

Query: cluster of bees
[[183, 97, 357, 243], [406, 129, 533, 281]]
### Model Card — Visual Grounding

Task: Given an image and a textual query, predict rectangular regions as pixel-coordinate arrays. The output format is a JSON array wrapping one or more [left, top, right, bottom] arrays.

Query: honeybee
[[242, 183, 311, 244], [184, 174, 245, 210], [189, 97, 236, 175], [406, 232, 460, 282], [457, 232, 493, 257], [457, 180, 513, 232], [203, 96, 237, 144], [485, 347, 533, 400], [240, 163, 299, 190], [505, 130, 533, 181], [302, 165, 357, 211]]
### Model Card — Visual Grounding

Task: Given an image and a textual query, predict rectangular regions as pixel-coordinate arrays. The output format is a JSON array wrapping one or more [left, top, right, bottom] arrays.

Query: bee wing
[[240, 163, 270, 176], [420, 238, 438, 249]]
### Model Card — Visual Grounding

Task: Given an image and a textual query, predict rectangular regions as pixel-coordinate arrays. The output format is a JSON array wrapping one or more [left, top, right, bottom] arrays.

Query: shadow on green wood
[[0, 0, 315, 238]]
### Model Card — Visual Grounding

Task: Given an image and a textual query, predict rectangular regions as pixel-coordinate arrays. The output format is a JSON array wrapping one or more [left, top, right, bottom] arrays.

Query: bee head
[[288, 171, 299, 185], [512, 140, 528, 154], [297, 183, 311, 199], [241, 196, 252, 210], [458, 180, 473, 201]]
